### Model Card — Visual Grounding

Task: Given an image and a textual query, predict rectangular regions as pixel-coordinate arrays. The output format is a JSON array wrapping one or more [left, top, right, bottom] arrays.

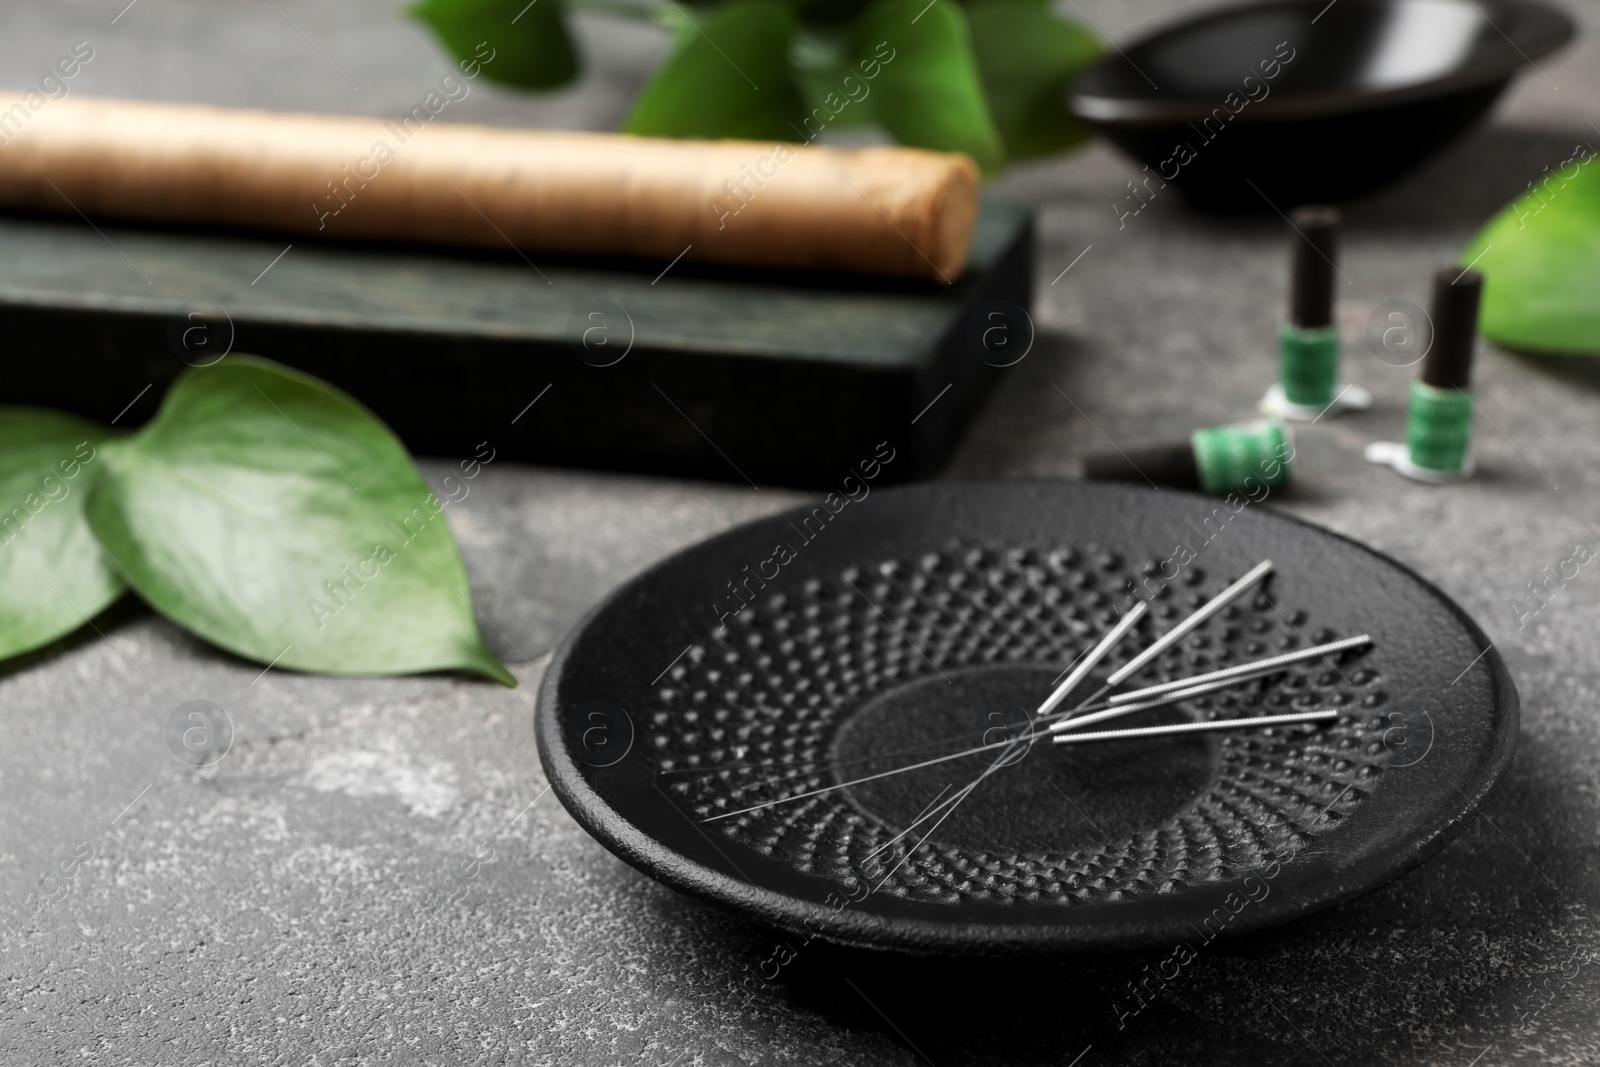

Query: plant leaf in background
[[0, 410, 125, 660], [411, 0, 579, 89], [965, 0, 1100, 160], [1461, 149, 1600, 354], [407, 0, 1100, 170], [791, 27, 877, 131], [852, 0, 1005, 173], [624, 0, 808, 140], [85, 357, 516, 686]]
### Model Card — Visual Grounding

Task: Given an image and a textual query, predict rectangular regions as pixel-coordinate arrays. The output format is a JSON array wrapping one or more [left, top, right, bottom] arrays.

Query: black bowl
[[1069, 0, 1575, 212]]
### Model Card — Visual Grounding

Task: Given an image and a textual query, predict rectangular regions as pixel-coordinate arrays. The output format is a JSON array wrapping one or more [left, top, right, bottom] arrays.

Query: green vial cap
[[1404, 381, 1474, 472], [1279, 323, 1341, 407], [1191, 419, 1293, 496]]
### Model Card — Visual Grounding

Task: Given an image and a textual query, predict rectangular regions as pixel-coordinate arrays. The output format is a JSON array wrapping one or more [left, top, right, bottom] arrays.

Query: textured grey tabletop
[[4, 1, 1600, 1064]]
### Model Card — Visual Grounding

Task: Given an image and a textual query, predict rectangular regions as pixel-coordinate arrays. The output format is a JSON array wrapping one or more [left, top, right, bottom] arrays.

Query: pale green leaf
[[0, 410, 125, 660], [85, 357, 515, 685], [1462, 147, 1600, 354]]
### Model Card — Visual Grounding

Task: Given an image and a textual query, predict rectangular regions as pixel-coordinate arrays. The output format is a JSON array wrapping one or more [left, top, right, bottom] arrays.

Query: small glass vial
[[1084, 418, 1293, 497], [1261, 205, 1371, 420], [1366, 268, 1483, 483]]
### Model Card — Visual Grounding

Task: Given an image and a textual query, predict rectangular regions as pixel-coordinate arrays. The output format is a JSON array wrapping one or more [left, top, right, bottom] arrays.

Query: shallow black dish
[[536, 482, 1517, 954], [1069, 0, 1575, 211]]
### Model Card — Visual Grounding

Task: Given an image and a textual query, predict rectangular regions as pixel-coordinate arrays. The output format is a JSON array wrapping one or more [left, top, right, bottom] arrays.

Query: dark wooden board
[[0, 204, 1033, 488]]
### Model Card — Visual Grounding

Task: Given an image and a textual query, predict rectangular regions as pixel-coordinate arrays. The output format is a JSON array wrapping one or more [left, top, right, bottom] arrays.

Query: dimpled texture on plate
[[653, 541, 1387, 906]]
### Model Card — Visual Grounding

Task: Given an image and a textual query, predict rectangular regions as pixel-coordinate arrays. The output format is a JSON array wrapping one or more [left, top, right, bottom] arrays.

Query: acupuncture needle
[[702, 611, 1151, 822], [726, 633, 1363, 793], [1053, 709, 1339, 745], [693, 646, 1339, 799], [860, 707, 1340, 885], [683, 562, 1264, 784], [868, 731, 1038, 890], [727, 632, 1364, 792], [700, 625, 1366, 822], [703, 700, 1343, 823], [1050, 633, 1372, 735], [1037, 600, 1148, 716], [1071, 559, 1275, 711], [669, 622, 1362, 786], [699, 579, 1351, 817], [699, 564, 1361, 821], [862, 783, 955, 862]]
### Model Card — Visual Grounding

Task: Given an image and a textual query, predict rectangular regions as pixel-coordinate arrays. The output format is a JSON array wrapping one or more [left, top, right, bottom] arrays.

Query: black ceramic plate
[[536, 482, 1517, 954]]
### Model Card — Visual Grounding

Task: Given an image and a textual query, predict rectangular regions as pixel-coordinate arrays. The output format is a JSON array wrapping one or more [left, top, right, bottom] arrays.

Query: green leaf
[[786, 0, 867, 24], [623, 0, 809, 141], [792, 30, 877, 130], [964, 0, 1100, 160], [1462, 148, 1600, 354], [85, 357, 515, 685], [851, 0, 1005, 173], [410, 0, 579, 90], [0, 410, 125, 661]]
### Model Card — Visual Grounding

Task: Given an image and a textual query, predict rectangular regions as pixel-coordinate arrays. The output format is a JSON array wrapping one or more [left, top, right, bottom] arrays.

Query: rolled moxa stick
[[0, 95, 979, 282]]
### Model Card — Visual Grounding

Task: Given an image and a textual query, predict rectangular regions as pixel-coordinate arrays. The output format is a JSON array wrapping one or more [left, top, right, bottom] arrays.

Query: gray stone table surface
[[4, 1, 1600, 1064]]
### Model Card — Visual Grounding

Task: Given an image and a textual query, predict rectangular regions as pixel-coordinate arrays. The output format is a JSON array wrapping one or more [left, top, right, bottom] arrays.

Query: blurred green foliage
[[1463, 146, 1600, 354], [411, 0, 1103, 172]]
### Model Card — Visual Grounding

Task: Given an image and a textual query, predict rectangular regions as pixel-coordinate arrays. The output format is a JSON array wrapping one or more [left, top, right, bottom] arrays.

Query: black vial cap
[[1422, 268, 1483, 390], [1289, 205, 1340, 329], [1083, 443, 1200, 489]]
